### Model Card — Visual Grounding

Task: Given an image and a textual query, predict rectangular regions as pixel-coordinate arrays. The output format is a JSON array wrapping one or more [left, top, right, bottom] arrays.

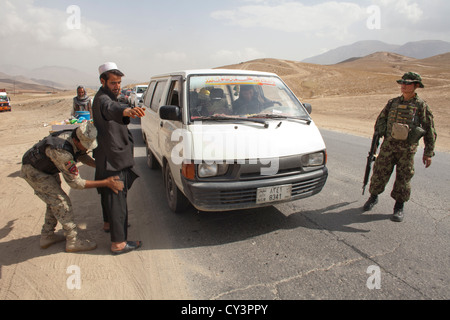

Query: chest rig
[[22, 131, 79, 174], [387, 98, 420, 141]]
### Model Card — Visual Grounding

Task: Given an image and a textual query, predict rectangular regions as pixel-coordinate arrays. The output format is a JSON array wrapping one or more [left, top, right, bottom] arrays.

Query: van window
[[142, 81, 156, 108], [136, 86, 147, 94], [188, 75, 309, 121], [150, 80, 167, 112], [167, 79, 182, 107]]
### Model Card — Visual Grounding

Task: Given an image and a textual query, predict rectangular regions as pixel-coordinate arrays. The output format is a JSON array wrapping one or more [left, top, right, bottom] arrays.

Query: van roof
[[150, 68, 278, 80]]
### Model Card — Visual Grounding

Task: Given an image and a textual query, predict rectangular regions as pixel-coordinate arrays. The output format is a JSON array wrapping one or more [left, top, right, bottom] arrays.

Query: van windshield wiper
[[249, 114, 312, 125], [191, 115, 269, 128]]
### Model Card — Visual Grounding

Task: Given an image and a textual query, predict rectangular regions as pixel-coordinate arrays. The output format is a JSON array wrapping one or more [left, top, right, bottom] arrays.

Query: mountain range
[[0, 65, 97, 92], [302, 40, 450, 65], [1, 40, 449, 92]]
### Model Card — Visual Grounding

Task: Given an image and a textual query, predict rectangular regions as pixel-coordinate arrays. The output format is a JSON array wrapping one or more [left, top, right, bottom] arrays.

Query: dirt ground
[[0, 88, 448, 299]]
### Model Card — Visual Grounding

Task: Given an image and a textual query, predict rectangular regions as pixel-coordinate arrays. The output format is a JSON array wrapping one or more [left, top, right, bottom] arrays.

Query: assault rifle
[[362, 132, 381, 195]]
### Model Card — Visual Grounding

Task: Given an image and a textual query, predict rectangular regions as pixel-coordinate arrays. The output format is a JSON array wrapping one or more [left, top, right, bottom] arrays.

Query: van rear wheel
[[164, 164, 190, 213]]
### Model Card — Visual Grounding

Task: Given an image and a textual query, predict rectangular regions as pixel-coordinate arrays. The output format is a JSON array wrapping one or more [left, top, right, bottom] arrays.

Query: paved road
[[129, 120, 450, 300]]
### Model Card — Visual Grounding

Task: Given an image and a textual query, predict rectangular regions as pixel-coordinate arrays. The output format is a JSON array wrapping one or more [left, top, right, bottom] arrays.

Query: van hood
[[186, 119, 326, 161]]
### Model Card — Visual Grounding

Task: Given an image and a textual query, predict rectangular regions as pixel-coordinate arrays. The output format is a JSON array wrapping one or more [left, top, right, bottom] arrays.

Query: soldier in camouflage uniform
[[363, 72, 437, 222], [21, 122, 124, 252]]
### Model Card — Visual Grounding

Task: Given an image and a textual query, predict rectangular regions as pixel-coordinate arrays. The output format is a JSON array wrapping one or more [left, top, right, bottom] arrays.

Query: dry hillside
[[221, 53, 450, 152]]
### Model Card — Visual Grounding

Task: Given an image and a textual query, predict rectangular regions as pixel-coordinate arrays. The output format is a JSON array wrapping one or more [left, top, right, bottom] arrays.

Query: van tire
[[146, 147, 159, 170], [164, 164, 190, 213]]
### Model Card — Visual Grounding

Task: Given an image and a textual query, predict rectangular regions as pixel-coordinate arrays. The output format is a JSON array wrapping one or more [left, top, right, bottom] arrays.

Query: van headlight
[[301, 152, 326, 167], [198, 163, 229, 178]]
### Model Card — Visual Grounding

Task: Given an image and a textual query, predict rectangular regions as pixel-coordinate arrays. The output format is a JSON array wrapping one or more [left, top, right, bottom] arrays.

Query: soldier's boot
[[363, 195, 378, 212], [65, 227, 97, 253], [40, 232, 66, 249], [391, 202, 404, 222]]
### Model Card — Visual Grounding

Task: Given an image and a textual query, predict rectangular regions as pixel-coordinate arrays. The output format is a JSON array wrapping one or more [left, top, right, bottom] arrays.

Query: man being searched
[[363, 72, 437, 222], [92, 62, 145, 255], [21, 122, 124, 252]]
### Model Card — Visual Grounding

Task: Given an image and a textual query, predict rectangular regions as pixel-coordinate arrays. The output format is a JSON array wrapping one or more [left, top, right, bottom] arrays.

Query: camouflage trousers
[[369, 140, 418, 203], [20, 164, 77, 238]]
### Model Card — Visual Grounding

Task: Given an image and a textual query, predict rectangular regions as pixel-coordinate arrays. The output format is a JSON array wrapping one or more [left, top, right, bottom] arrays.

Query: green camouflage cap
[[397, 72, 424, 88]]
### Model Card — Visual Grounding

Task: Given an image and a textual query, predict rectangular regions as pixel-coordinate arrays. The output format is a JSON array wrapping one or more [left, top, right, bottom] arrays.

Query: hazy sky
[[1, 0, 449, 82]]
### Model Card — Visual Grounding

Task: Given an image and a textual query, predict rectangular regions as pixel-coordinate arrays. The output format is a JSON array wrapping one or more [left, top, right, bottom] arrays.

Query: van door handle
[[160, 121, 163, 127]]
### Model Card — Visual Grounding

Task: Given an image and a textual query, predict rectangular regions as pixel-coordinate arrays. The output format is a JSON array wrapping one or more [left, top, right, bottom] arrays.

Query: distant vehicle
[[140, 69, 328, 213], [118, 88, 131, 104], [0, 89, 11, 112], [129, 85, 148, 108]]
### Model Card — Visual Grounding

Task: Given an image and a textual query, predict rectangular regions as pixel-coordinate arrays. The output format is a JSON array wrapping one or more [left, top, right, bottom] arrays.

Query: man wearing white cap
[[21, 122, 125, 252], [92, 62, 145, 255]]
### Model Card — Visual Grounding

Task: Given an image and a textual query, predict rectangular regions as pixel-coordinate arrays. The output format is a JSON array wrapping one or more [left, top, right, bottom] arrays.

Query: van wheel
[[146, 147, 159, 170], [164, 164, 190, 213]]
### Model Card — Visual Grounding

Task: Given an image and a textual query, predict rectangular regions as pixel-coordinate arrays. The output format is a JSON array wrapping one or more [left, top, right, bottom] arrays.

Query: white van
[[141, 69, 328, 212]]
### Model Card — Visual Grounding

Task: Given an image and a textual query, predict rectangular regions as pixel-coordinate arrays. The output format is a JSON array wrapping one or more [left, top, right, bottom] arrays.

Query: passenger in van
[[196, 88, 211, 115], [204, 88, 230, 115]]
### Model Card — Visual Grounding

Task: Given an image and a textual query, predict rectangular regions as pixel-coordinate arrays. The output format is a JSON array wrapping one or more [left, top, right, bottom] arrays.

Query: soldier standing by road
[[21, 122, 124, 252], [363, 72, 437, 222]]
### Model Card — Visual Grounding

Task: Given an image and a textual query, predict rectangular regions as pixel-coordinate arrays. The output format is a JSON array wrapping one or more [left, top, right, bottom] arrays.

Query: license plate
[[256, 184, 292, 204]]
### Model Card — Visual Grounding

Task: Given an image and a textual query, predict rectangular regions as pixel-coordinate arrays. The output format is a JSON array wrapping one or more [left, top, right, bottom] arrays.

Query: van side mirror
[[303, 103, 312, 114], [160, 105, 181, 121]]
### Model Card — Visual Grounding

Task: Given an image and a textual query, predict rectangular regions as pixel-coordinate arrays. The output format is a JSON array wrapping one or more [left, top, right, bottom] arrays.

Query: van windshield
[[188, 74, 310, 122]]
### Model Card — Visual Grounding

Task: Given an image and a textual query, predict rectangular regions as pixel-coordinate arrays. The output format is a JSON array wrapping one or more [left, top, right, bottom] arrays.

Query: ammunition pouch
[[408, 126, 426, 145], [391, 123, 410, 141]]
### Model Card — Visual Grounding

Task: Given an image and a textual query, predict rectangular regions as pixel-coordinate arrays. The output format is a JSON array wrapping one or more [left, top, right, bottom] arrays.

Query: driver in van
[[233, 84, 278, 116], [233, 85, 263, 115]]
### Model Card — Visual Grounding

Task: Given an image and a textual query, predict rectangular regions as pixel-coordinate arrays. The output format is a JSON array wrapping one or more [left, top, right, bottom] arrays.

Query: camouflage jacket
[[374, 94, 437, 157], [45, 137, 95, 190]]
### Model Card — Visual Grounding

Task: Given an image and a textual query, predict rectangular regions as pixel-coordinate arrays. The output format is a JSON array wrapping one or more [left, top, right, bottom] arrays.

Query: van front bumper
[[181, 167, 328, 212]]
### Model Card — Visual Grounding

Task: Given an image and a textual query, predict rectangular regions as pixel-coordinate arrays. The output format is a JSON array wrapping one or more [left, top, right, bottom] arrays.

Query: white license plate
[[256, 184, 292, 204]]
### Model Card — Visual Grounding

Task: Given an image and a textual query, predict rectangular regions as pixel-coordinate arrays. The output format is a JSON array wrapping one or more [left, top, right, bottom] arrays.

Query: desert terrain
[[223, 52, 450, 150], [0, 53, 448, 299]]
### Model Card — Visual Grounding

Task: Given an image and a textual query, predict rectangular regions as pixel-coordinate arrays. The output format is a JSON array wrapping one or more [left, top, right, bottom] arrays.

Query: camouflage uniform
[[366, 73, 437, 218], [369, 94, 436, 202], [21, 124, 98, 251]]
